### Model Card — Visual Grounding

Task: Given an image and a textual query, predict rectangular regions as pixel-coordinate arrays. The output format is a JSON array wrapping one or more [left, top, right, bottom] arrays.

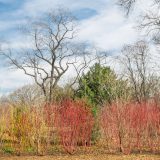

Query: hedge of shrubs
[[0, 99, 159, 155]]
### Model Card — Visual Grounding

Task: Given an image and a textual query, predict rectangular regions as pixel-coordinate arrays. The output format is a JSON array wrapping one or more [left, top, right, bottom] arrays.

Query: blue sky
[[0, 0, 139, 95]]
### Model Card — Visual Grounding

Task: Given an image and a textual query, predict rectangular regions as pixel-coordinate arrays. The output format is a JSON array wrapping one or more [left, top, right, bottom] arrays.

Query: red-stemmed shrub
[[43, 103, 58, 127], [101, 101, 160, 154], [55, 99, 94, 154]]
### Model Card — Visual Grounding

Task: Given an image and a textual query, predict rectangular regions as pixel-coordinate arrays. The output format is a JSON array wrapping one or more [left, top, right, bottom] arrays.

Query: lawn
[[0, 154, 160, 160]]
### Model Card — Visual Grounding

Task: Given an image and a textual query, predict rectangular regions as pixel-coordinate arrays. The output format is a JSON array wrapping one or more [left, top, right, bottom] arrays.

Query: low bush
[[55, 99, 94, 154], [101, 101, 160, 154], [0, 99, 159, 155]]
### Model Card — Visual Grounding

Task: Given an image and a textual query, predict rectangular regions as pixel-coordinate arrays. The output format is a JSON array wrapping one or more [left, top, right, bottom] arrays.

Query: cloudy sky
[[0, 0, 141, 95]]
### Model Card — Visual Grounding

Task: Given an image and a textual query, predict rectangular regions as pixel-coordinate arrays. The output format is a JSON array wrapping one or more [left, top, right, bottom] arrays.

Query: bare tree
[[117, 41, 153, 103], [8, 84, 44, 107], [1, 9, 104, 102], [2, 9, 75, 102], [139, 11, 160, 44], [117, 0, 160, 71], [117, 0, 160, 43], [117, 0, 160, 15], [117, 0, 136, 15]]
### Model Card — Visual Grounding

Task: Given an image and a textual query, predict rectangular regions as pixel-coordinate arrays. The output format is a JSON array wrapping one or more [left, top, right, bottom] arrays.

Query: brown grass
[[0, 154, 159, 160]]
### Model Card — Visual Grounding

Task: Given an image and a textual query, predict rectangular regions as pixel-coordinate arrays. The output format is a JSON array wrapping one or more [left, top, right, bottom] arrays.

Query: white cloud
[[13, 0, 112, 19], [0, 19, 27, 33], [6, 2, 139, 51], [0, 69, 32, 95], [77, 7, 138, 50]]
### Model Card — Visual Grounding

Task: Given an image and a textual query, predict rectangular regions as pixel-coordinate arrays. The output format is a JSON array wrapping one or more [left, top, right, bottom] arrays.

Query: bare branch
[[117, 0, 136, 15]]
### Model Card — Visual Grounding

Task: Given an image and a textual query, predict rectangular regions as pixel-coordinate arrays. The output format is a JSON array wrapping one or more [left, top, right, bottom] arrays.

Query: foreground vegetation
[[0, 99, 159, 156]]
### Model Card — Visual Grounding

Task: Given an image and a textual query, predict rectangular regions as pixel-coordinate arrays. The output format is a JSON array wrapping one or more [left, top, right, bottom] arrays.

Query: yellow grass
[[0, 154, 160, 160]]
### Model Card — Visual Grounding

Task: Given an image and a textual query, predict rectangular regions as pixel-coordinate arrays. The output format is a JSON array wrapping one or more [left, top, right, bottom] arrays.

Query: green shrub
[[2, 146, 14, 154]]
